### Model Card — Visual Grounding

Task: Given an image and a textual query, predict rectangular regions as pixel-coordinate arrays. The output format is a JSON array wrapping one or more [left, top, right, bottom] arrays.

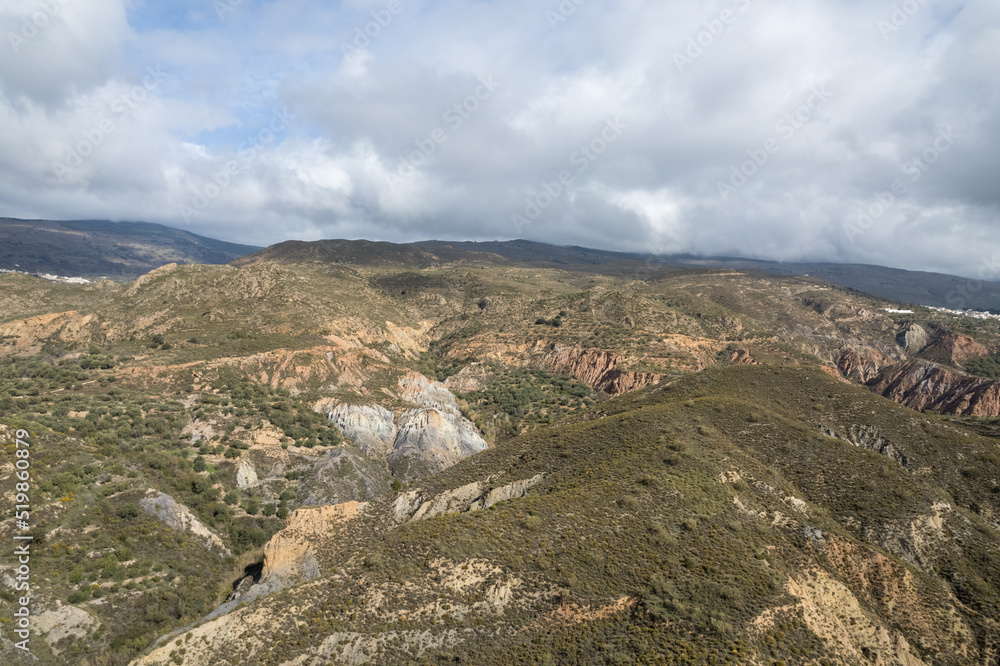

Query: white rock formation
[[319, 372, 488, 482], [235, 459, 259, 489], [325, 404, 397, 456], [139, 491, 231, 556]]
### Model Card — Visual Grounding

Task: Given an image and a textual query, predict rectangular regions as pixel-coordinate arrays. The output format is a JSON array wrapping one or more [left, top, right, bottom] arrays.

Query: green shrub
[[117, 503, 141, 520]]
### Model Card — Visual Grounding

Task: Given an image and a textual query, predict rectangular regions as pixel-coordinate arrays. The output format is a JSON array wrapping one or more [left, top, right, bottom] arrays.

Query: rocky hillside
[[129, 366, 1000, 666], [1, 243, 1000, 664], [921, 332, 991, 369], [868, 360, 1000, 417]]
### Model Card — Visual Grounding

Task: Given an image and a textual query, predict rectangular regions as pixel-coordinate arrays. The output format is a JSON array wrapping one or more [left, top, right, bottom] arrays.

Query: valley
[[1, 241, 999, 664]]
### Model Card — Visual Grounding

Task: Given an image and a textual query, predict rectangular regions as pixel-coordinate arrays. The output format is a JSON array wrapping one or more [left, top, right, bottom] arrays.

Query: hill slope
[[131, 365, 1000, 666], [1, 254, 1000, 664], [0, 218, 261, 279]]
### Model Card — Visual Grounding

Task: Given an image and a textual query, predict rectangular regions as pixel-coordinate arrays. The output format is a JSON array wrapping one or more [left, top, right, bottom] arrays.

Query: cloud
[[0, 0, 997, 277]]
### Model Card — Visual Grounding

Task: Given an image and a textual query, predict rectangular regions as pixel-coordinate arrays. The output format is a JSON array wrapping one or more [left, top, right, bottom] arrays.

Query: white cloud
[[0, 0, 997, 277]]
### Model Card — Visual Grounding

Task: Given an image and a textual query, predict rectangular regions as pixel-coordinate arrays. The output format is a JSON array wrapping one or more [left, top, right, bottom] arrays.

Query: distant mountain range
[[242, 238, 1000, 312], [0, 218, 261, 279], [3, 217, 999, 311]]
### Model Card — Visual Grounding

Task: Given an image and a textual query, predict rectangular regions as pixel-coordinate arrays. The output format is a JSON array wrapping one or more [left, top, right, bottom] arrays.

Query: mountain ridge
[[240, 237, 1000, 311], [4, 216, 1000, 310], [0, 217, 261, 279]]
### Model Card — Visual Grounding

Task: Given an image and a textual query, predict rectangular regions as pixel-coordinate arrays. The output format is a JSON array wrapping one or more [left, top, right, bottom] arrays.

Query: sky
[[0, 0, 998, 278]]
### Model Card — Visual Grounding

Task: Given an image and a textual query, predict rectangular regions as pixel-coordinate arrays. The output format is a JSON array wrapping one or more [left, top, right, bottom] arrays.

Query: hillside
[[131, 365, 1000, 666], [0, 248, 999, 664], [0, 218, 261, 279], [240, 238, 1000, 311]]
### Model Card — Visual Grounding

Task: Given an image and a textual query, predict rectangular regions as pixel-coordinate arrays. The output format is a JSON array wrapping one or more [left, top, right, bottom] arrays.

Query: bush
[[68, 590, 90, 604], [117, 503, 141, 520]]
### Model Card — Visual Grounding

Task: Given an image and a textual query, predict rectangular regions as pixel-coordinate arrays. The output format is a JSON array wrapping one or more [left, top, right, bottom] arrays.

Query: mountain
[[4, 217, 997, 309], [242, 238, 1000, 311], [2, 239, 1000, 664], [0, 218, 261, 279]]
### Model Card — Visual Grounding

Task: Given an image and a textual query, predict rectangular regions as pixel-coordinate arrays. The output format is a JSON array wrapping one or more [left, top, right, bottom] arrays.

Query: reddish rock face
[[534, 345, 661, 395], [867, 359, 1000, 417], [920, 333, 990, 369], [837, 346, 891, 384]]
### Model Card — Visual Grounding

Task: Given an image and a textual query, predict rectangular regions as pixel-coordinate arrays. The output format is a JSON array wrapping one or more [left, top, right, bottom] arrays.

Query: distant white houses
[[884, 304, 1000, 321], [39, 274, 91, 285], [0, 268, 91, 284], [927, 306, 1000, 321]]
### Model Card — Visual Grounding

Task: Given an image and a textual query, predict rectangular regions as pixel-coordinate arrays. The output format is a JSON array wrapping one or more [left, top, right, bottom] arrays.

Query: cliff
[[919, 332, 990, 369], [867, 359, 1000, 417], [532, 344, 661, 395]]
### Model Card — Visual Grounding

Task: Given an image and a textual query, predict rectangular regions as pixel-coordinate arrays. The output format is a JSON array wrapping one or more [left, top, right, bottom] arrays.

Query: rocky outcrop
[[399, 474, 547, 523], [444, 363, 494, 392], [837, 345, 893, 383], [785, 569, 928, 665], [729, 349, 757, 365], [821, 424, 910, 467], [409, 481, 486, 522], [318, 373, 488, 483], [389, 409, 487, 481], [324, 404, 396, 456], [0, 310, 99, 353], [261, 501, 366, 583], [298, 449, 392, 505], [867, 360, 1000, 417], [919, 332, 989, 369], [533, 344, 661, 395], [235, 459, 259, 489], [139, 491, 231, 556], [257, 472, 545, 593], [35, 604, 101, 655], [897, 324, 929, 352], [397, 372, 466, 413]]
